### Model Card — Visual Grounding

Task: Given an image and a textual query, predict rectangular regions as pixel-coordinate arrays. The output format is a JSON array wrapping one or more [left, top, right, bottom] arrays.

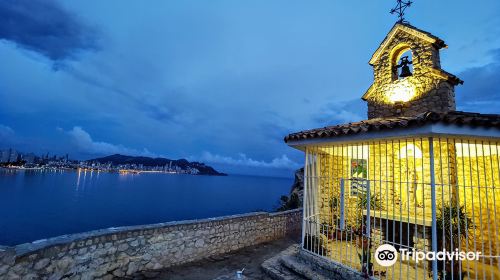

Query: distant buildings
[[0, 149, 10, 163], [0, 148, 206, 175], [24, 153, 36, 164], [0, 149, 19, 163]]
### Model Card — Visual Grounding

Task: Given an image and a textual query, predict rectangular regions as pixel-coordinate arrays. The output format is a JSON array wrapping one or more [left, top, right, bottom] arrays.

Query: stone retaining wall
[[0, 209, 302, 280]]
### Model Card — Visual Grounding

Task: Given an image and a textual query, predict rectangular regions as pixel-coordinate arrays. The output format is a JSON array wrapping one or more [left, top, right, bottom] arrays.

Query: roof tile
[[284, 111, 500, 143]]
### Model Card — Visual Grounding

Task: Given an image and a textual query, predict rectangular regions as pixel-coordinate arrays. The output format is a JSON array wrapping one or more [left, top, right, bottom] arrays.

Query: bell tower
[[362, 23, 463, 119]]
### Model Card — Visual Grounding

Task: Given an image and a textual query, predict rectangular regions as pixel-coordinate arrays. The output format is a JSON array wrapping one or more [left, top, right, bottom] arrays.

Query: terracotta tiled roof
[[284, 111, 500, 143]]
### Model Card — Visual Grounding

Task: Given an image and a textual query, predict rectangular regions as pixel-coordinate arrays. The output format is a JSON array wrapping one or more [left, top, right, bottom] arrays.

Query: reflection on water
[[76, 169, 108, 190], [76, 169, 81, 189], [0, 168, 292, 246]]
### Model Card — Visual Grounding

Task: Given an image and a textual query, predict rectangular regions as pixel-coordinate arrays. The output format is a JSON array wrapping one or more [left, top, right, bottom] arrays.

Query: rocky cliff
[[277, 167, 304, 211], [290, 167, 304, 204]]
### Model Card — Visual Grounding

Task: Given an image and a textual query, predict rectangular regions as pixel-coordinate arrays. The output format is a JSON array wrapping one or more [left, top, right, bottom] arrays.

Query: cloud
[[194, 151, 301, 169], [0, 0, 98, 61], [65, 126, 158, 158], [313, 98, 366, 125], [0, 124, 15, 141], [456, 48, 500, 112]]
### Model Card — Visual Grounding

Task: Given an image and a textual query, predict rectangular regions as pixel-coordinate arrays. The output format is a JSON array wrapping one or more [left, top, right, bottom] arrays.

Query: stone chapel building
[[279, 22, 500, 280]]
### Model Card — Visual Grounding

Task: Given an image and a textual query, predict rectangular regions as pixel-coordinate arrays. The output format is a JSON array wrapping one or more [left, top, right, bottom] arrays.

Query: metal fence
[[302, 137, 500, 280]]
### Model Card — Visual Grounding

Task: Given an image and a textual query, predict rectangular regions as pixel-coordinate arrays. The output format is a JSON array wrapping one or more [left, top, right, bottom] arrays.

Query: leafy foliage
[[436, 202, 473, 250], [356, 191, 384, 210], [276, 193, 300, 211], [436, 202, 474, 280], [303, 234, 329, 256]]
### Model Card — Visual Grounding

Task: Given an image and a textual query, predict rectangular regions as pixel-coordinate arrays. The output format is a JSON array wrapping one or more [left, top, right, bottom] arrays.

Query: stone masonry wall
[[0, 209, 302, 280], [365, 25, 458, 119], [367, 80, 456, 119]]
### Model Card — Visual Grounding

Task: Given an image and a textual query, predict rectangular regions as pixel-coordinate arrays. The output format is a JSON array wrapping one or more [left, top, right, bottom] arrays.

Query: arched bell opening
[[390, 44, 414, 81]]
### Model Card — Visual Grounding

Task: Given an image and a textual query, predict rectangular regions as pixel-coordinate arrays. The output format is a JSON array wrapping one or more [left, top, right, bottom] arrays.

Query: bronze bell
[[400, 64, 412, 78], [398, 56, 413, 78]]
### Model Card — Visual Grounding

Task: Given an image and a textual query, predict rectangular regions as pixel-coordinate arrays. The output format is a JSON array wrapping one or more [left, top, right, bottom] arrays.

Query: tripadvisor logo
[[374, 244, 482, 267], [375, 244, 398, 267]]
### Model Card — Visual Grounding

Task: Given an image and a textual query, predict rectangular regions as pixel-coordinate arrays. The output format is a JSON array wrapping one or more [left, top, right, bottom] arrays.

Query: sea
[[0, 169, 293, 246]]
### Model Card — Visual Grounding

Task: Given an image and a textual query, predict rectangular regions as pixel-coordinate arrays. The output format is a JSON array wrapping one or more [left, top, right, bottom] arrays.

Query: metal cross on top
[[390, 0, 413, 23]]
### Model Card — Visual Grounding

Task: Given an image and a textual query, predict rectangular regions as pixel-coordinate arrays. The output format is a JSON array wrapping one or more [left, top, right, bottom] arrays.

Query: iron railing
[[302, 137, 500, 280]]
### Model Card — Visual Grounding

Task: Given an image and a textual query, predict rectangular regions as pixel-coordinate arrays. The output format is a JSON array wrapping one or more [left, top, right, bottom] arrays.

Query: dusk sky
[[1, 1, 499, 177]]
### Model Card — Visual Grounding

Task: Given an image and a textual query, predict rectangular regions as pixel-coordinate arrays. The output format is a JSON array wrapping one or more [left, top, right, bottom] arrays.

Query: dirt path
[[143, 238, 298, 280]]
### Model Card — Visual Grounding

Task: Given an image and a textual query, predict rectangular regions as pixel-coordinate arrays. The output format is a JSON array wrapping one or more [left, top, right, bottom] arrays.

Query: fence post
[[429, 137, 438, 280], [366, 180, 371, 238], [301, 148, 309, 248], [340, 179, 345, 230]]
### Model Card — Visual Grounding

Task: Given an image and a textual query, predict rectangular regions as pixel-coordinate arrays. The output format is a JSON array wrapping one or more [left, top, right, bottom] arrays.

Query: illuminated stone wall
[[367, 77, 456, 119], [311, 139, 495, 217], [364, 24, 458, 119], [317, 149, 346, 226], [358, 139, 456, 218], [318, 151, 333, 221], [307, 137, 500, 269], [367, 141, 398, 217], [457, 151, 500, 264]]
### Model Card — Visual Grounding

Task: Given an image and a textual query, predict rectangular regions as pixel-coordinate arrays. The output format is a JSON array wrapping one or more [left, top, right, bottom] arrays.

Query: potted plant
[[356, 191, 383, 211], [359, 245, 374, 278], [353, 191, 383, 278], [436, 201, 473, 280], [303, 233, 329, 257], [326, 197, 349, 240], [354, 223, 373, 278], [320, 221, 351, 241]]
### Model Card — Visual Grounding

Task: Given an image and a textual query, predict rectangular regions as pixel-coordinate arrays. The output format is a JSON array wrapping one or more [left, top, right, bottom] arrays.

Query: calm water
[[0, 169, 292, 246]]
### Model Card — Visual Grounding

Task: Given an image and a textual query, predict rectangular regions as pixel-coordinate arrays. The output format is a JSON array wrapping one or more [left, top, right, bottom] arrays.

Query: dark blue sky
[[1, 1, 499, 177]]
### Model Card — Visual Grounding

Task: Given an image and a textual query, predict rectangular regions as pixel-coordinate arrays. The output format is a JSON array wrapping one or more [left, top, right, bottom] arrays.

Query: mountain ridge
[[88, 154, 226, 176]]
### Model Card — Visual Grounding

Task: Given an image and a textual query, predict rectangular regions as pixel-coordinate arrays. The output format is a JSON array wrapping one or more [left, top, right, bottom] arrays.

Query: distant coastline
[[0, 166, 226, 176], [0, 150, 226, 176]]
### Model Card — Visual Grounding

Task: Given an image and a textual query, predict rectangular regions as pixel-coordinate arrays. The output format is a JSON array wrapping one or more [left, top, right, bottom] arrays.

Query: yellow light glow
[[399, 144, 422, 158], [455, 143, 499, 157], [386, 79, 416, 103], [317, 145, 369, 159]]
